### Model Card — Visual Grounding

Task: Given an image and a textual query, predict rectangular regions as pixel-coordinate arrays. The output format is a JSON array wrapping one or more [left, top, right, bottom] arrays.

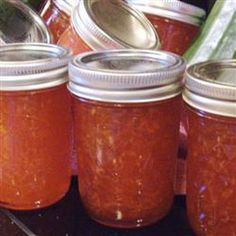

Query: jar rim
[[68, 49, 186, 103], [0, 43, 72, 91], [54, 0, 80, 15], [71, 0, 160, 51], [183, 59, 236, 117], [126, 0, 206, 26]]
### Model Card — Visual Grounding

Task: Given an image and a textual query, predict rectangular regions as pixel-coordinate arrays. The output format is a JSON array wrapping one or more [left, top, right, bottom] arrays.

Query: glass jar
[[0, 43, 72, 210], [58, 0, 159, 54], [126, 0, 206, 55], [68, 49, 186, 228], [183, 60, 236, 236], [0, 0, 51, 45], [41, 0, 79, 43]]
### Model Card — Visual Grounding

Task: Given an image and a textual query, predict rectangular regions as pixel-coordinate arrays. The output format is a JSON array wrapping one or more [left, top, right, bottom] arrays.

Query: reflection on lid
[[86, 58, 168, 72], [0, 0, 51, 43]]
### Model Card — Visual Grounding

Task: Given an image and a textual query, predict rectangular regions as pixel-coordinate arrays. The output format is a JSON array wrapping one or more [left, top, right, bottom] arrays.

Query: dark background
[[182, 0, 216, 14]]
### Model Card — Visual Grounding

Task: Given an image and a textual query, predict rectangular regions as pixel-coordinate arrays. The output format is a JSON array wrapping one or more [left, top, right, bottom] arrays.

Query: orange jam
[[68, 49, 186, 227], [0, 43, 72, 210], [126, 0, 205, 55], [41, 0, 79, 43], [184, 60, 236, 235], [58, 0, 159, 54], [0, 86, 71, 209]]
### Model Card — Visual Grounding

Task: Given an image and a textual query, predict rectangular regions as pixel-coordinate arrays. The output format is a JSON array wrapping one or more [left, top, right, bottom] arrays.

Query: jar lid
[[0, 43, 72, 91], [54, 0, 80, 15], [72, 0, 159, 50], [183, 60, 236, 117], [68, 49, 186, 103], [0, 0, 51, 44], [126, 0, 206, 26]]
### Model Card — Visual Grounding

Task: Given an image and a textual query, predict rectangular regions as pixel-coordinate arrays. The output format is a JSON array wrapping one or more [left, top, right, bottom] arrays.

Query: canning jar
[[126, 0, 206, 55], [183, 60, 236, 236], [68, 49, 186, 228], [0, 0, 51, 45], [58, 0, 159, 54], [41, 0, 79, 43], [0, 43, 72, 210]]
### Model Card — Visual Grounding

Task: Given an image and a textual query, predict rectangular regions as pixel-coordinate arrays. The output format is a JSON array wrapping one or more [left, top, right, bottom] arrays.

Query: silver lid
[[126, 0, 206, 26], [68, 49, 186, 103], [72, 0, 159, 50], [54, 0, 80, 15], [183, 60, 236, 117], [0, 43, 72, 91], [0, 0, 51, 44]]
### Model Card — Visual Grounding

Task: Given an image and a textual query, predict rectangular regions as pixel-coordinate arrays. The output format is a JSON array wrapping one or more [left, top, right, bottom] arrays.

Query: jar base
[[0, 188, 69, 211], [89, 214, 167, 229]]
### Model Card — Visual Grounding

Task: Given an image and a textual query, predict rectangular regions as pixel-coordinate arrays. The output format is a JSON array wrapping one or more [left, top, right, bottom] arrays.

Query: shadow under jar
[[68, 49, 186, 228], [183, 60, 236, 236], [57, 0, 159, 54], [0, 43, 72, 210]]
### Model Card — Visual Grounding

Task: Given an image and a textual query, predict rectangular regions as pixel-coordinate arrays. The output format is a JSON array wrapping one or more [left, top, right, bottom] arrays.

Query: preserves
[[58, 25, 91, 54], [186, 108, 236, 236], [41, 0, 79, 43], [183, 60, 236, 236], [58, 0, 159, 54], [68, 50, 186, 228], [126, 0, 206, 55], [0, 44, 72, 210], [73, 98, 181, 228]]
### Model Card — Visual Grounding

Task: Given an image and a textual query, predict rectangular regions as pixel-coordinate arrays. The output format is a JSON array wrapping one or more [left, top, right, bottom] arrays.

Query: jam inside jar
[[0, 86, 71, 209], [68, 49, 186, 228], [41, 0, 79, 43], [186, 107, 236, 236], [73, 97, 181, 228], [0, 43, 72, 210], [184, 60, 236, 236], [57, 0, 159, 55], [126, 0, 206, 55]]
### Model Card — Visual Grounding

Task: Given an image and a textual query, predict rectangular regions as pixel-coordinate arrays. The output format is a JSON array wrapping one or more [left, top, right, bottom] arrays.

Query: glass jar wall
[[0, 43, 72, 210], [184, 60, 236, 236], [41, 0, 79, 43], [58, 0, 159, 54], [68, 49, 186, 228]]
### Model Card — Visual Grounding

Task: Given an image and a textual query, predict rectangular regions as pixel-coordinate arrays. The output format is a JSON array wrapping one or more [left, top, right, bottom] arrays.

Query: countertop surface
[[0, 178, 196, 236]]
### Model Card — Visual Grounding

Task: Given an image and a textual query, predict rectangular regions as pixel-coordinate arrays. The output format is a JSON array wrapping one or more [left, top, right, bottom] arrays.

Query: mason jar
[[126, 0, 206, 55], [58, 0, 159, 54], [0, 43, 72, 210], [68, 49, 186, 228], [41, 0, 80, 43], [183, 60, 236, 236]]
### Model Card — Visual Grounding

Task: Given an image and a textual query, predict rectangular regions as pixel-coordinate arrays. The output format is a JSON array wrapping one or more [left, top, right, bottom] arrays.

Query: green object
[[184, 0, 236, 64], [233, 51, 236, 59]]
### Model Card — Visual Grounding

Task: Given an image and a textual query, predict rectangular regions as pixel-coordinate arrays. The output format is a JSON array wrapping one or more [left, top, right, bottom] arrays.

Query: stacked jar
[[58, 0, 159, 54], [68, 49, 186, 228], [41, 0, 80, 43], [57, 0, 159, 175], [0, 43, 72, 210], [126, 0, 206, 55], [184, 60, 236, 236]]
